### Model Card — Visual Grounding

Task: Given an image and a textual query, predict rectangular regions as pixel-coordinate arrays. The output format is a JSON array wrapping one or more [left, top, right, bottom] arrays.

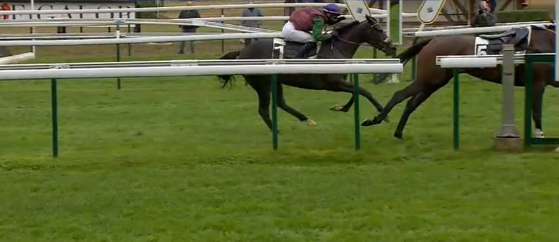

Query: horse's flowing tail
[[217, 50, 241, 88], [398, 38, 432, 65], [373, 38, 433, 85], [548, 80, 559, 88]]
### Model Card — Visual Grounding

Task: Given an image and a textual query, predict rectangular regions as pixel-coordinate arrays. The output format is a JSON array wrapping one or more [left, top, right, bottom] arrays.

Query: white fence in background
[[0, 3, 418, 18]]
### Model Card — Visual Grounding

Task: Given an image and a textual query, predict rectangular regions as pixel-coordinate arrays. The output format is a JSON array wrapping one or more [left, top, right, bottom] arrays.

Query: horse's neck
[[529, 29, 554, 53], [325, 33, 362, 58]]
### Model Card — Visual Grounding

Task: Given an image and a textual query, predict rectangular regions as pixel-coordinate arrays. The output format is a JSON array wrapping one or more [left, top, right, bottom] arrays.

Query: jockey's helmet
[[323, 4, 342, 16]]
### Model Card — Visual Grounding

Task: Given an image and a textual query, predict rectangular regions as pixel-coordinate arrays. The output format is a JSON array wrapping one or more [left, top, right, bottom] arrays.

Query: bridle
[[333, 21, 385, 46], [321, 18, 394, 57], [337, 36, 360, 45]]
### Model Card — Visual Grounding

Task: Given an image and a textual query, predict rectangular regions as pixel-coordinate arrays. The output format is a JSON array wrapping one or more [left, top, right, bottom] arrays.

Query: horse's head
[[361, 15, 397, 57], [331, 15, 396, 57]]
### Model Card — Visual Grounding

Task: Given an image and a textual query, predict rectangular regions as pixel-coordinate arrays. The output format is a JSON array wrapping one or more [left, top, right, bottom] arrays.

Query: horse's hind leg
[[528, 69, 549, 138], [277, 84, 315, 126], [361, 80, 424, 127], [532, 84, 546, 138], [246, 76, 274, 131]]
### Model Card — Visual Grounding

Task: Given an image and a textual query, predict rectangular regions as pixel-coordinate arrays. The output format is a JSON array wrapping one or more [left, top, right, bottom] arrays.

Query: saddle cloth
[[272, 38, 318, 59], [474, 27, 531, 55]]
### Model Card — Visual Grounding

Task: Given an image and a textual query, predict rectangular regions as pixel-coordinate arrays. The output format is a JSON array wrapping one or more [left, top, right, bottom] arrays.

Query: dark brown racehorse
[[362, 24, 557, 139], [217, 16, 397, 132]]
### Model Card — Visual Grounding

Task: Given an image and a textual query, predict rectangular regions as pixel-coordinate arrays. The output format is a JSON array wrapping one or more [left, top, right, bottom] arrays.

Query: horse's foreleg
[[331, 81, 385, 116], [362, 81, 423, 127], [277, 84, 315, 126], [330, 74, 355, 112]]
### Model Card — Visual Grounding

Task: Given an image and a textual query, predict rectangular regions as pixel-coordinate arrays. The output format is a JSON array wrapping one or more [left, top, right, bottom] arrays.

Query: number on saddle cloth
[[475, 27, 531, 55]]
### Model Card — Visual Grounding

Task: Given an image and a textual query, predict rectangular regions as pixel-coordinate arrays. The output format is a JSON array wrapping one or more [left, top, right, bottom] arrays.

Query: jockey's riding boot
[[294, 42, 317, 58]]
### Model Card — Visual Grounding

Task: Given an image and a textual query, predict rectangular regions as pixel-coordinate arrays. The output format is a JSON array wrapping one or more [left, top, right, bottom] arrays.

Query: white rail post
[[493, 44, 522, 152]]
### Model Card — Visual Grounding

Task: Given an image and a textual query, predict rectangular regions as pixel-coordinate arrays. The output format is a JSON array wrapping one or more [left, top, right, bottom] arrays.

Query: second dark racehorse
[[364, 24, 557, 140]]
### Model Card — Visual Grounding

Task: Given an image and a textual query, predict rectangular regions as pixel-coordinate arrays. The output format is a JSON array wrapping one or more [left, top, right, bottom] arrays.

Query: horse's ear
[[365, 14, 377, 24]]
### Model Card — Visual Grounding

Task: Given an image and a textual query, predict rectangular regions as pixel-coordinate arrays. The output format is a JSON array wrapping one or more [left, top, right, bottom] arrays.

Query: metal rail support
[[115, 18, 123, 90], [453, 69, 459, 150], [493, 44, 522, 152], [271, 74, 279, 150], [51, 78, 59, 158], [352, 74, 361, 150]]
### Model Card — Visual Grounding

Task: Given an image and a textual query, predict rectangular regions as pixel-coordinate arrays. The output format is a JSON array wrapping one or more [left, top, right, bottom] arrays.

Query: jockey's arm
[[311, 17, 329, 41]]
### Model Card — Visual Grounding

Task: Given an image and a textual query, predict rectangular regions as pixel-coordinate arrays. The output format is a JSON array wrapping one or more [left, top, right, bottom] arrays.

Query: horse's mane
[[335, 20, 360, 35], [531, 20, 555, 31]]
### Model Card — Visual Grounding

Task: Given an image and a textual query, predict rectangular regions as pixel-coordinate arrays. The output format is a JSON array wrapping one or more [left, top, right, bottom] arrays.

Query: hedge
[[496, 10, 552, 23], [136, 1, 158, 19]]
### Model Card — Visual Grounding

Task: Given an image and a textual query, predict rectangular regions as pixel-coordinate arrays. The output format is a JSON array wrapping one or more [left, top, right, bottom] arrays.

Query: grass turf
[[1, 19, 559, 241], [2, 52, 559, 241]]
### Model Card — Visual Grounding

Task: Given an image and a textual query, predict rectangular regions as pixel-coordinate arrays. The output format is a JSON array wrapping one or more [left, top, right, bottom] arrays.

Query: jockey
[[282, 3, 346, 58], [472, 0, 496, 27]]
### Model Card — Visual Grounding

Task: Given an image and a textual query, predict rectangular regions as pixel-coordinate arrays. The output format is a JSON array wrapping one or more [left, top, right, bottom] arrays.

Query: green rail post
[[51, 79, 59, 158], [523, 54, 559, 148], [453, 69, 460, 150], [372, 48, 378, 83], [352, 73, 361, 150], [127, 23, 132, 57], [116, 19, 122, 90], [271, 74, 279, 150], [524, 57, 533, 148]]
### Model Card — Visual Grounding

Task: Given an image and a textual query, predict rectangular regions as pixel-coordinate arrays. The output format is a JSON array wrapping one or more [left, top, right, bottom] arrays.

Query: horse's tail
[[373, 38, 433, 85], [217, 50, 241, 88], [399, 38, 432, 64], [548, 80, 559, 88]]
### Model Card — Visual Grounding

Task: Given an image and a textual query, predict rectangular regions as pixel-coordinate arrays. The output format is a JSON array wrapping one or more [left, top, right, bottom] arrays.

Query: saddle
[[272, 38, 318, 59], [478, 27, 530, 54]]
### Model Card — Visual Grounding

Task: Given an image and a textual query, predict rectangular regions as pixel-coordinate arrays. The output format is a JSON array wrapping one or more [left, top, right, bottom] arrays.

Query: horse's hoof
[[329, 105, 346, 112], [535, 129, 545, 138], [361, 118, 381, 127], [394, 132, 404, 140], [305, 119, 317, 126]]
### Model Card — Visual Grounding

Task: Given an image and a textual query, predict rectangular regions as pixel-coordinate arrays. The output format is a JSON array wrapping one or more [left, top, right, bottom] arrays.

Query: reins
[[336, 37, 360, 45]]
